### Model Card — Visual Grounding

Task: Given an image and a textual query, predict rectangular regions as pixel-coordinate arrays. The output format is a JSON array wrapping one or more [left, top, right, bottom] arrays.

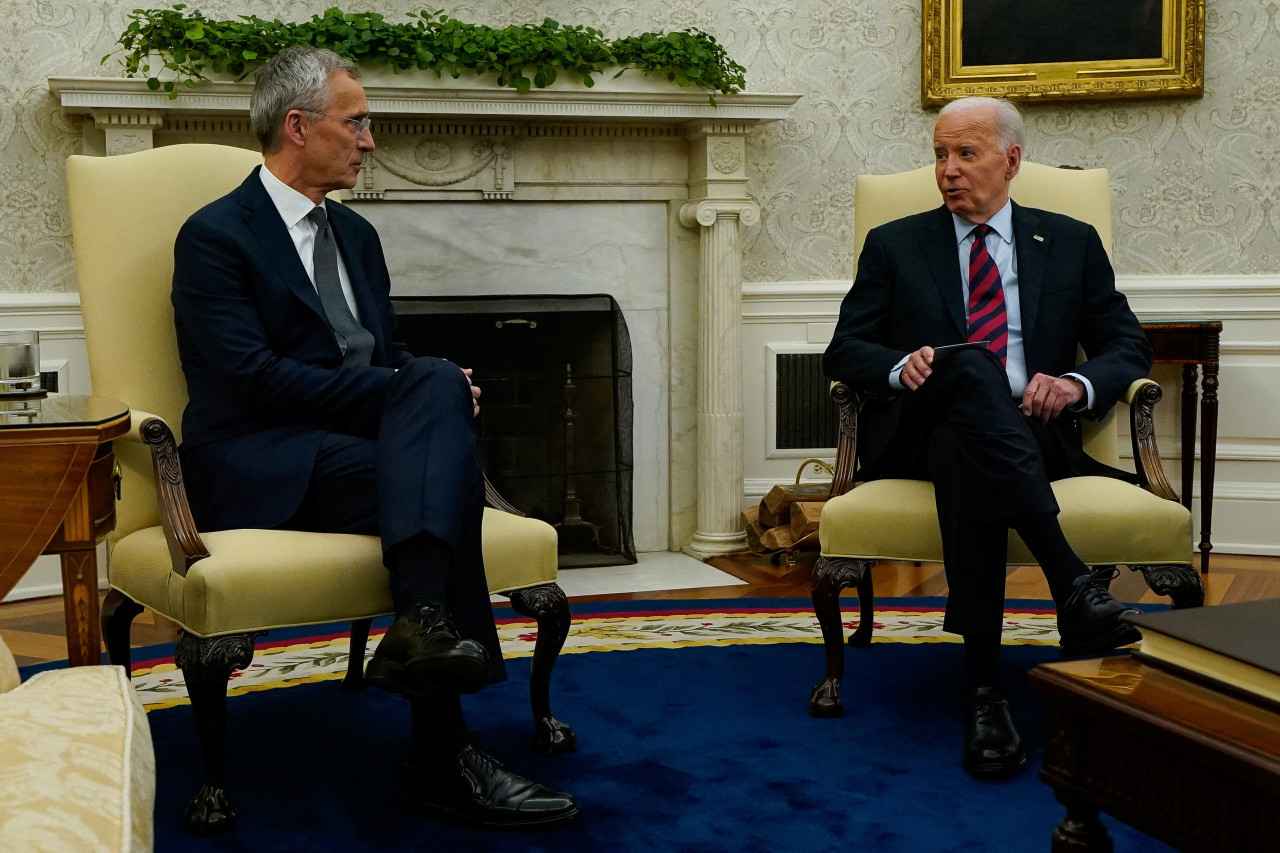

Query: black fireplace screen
[[392, 294, 636, 568]]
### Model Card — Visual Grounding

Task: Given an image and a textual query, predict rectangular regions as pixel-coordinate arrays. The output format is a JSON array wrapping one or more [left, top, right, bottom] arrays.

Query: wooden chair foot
[[809, 678, 844, 718], [185, 783, 236, 836], [533, 714, 577, 754], [1132, 563, 1205, 609]]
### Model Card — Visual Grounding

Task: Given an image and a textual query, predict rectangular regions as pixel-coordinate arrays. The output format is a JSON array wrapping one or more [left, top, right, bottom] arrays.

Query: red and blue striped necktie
[[966, 223, 1008, 366]]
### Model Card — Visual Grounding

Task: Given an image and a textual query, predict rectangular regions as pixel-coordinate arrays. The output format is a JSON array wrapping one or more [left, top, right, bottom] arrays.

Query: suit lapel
[[236, 169, 329, 325], [1012, 201, 1048, 344], [921, 206, 968, 337]]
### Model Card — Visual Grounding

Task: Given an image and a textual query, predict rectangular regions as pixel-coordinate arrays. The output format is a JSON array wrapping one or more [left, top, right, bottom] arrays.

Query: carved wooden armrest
[[1124, 378, 1179, 502], [827, 381, 863, 497], [483, 475, 524, 516], [129, 413, 210, 577]]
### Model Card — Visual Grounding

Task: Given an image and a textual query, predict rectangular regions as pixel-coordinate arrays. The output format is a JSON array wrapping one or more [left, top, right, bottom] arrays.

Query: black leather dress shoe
[[963, 687, 1027, 779], [366, 603, 490, 696], [399, 743, 581, 829], [1057, 567, 1141, 656]]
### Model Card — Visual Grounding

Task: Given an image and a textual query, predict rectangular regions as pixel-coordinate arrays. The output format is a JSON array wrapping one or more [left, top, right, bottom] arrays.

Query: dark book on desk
[[1123, 599, 1280, 709]]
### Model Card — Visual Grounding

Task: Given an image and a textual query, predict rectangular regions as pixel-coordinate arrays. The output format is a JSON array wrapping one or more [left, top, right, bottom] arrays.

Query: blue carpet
[[131, 599, 1175, 853]]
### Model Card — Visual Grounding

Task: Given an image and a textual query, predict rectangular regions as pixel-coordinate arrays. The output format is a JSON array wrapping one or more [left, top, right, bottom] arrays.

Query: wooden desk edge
[[1030, 658, 1280, 778]]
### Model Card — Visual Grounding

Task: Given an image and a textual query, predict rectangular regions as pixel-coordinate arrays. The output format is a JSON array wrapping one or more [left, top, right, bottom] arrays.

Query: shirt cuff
[[889, 354, 909, 391], [1063, 372, 1095, 411]]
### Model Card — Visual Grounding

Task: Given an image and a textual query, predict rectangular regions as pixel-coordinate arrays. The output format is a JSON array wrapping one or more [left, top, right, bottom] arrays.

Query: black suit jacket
[[823, 202, 1152, 475], [172, 167, 414, 529]]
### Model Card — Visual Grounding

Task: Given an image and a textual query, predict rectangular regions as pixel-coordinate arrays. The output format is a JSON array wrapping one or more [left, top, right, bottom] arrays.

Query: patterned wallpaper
[[3, 0, 1278, 294]]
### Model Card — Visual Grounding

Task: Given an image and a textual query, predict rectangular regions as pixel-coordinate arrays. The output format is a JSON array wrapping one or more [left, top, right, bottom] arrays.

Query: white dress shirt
[[258, 165, 362, 321]]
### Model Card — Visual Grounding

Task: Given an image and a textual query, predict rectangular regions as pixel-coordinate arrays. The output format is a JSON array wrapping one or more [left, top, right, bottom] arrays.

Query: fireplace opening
[[393, 294, 636, 568]]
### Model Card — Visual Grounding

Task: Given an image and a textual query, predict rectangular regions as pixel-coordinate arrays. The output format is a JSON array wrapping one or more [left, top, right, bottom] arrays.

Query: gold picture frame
[[922, 0, 1205, 106]]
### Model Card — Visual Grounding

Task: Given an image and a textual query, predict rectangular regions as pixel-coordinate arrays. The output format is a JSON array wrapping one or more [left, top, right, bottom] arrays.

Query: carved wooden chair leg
[[341, 618, 373, 692], [508, 583, 577, 754], [809, 556, 873, 718], [101, 588, 144, 670], [1132, 563, 1205, 609], [848, 569, 875, 648], [175, 631, 260, 837]]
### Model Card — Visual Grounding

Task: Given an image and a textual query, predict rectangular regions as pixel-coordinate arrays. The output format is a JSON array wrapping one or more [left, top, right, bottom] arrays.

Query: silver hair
[[249, 45, 360, 153], [938, 96, 1025, 153]]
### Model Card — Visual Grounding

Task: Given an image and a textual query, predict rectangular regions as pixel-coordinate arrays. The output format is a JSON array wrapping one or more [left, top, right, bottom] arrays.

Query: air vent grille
[[775, 352, 837, 450]]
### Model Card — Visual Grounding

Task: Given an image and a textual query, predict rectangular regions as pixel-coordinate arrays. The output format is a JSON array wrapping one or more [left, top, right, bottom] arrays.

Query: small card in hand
[[930, 341, 989, 365]]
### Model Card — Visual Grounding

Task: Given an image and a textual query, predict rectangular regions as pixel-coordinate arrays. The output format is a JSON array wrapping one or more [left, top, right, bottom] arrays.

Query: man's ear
[[281, 110, 309, 148], [1004, 143, 1022, 181]]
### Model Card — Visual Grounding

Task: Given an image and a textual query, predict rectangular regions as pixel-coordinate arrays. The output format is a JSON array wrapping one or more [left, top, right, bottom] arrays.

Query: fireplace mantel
[[50, 74, 800, 558], [49, 74, 797, 122]]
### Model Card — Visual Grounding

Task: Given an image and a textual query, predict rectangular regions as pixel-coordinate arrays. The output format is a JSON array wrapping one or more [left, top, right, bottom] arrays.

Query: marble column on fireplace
[[680, 122, 758, 557]]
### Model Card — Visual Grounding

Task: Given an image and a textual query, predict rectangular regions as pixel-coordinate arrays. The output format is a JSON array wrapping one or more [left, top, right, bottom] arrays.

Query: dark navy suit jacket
[[823, 202, 1152, 476], [172, 167, 414, 530]]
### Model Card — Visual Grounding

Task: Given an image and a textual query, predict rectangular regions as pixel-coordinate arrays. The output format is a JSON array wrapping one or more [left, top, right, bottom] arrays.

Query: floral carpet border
[[131, 605, 1064, 711]]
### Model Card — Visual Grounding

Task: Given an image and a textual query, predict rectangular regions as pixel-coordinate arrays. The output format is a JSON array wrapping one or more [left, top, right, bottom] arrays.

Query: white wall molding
[[0, 292, 84, 333], [1118, 274, 1280, 319]]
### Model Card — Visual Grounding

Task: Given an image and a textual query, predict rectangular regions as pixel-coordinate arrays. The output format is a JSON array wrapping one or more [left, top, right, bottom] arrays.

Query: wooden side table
[[1140, 319, 1222, 573], [0, 395, 129, 666], [1031, 656, 1280, 853]]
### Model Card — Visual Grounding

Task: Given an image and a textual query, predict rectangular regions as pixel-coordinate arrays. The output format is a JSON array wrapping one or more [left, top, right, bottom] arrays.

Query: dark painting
[[962, 0, 1163, 66]]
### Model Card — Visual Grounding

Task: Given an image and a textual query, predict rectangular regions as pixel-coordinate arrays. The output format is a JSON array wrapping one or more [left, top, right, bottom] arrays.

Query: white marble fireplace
[[50, 72, 799, 557]]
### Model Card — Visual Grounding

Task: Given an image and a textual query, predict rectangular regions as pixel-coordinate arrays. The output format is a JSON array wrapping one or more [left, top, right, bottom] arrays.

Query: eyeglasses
[[307, 111, 372, 135]]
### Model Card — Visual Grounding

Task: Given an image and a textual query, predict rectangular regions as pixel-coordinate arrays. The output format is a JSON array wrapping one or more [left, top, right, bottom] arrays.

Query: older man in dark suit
[[824, 97, 1151, 778], [171, 45, 578, 828]]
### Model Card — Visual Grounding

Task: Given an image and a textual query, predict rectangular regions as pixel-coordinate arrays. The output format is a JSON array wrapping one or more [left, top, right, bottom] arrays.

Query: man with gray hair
[[824, 96, 1151, 777], [171, 45, 579, 828]]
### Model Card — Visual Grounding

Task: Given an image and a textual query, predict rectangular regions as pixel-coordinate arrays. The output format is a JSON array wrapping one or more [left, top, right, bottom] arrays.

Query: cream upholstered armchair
[[810, 162, 1205, 717], [67, 144, 576, 835]]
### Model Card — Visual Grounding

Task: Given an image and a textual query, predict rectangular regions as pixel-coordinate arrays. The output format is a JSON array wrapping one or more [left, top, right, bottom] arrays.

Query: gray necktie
[[306, 206, 374, 367]]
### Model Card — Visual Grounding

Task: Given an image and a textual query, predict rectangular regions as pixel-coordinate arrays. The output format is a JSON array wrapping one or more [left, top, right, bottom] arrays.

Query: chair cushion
[[108, 508, 558, 637], [820, 476, 1192, 567], [0, 654, 155, 853]]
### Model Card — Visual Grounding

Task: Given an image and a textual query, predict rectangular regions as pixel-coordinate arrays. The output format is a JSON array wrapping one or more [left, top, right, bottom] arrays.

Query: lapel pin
[[1033, 234, 1045, 242]]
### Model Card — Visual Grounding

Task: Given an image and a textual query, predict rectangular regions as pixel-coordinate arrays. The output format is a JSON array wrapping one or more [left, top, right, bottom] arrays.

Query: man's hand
[[462, 367, 481, 416], [901, 346, 935, 391], [1020, 373, 1083, 423]]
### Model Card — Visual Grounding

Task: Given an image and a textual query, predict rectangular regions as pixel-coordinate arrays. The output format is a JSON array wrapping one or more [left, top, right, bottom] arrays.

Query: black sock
[[1011, 512, 1088, 607], [386, 531, 453, 615], [409, 695, 470, 764], [963, 635, 1004, 693]]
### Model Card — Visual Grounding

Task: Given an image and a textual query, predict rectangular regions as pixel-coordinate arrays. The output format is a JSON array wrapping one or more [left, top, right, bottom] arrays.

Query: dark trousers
[[284, 356, 504, 682], [866, 349, 1076, 639]]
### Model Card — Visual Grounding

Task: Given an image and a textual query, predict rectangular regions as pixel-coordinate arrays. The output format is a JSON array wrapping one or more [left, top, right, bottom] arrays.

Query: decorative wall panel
[[2, 0, 1278, 295]]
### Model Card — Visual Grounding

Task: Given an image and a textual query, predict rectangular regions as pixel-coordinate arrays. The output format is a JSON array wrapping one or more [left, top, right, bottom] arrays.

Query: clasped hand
[[902, 346, 1083, 423], [461, 367, 481, 416]]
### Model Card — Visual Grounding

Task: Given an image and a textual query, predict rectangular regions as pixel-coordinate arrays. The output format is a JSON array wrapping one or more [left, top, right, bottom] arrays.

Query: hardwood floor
[[3, 552, 1278, 669]]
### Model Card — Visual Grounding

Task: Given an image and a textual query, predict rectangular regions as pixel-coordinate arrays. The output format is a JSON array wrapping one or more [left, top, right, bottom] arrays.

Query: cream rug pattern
[[129, 605, 1067, 711]]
